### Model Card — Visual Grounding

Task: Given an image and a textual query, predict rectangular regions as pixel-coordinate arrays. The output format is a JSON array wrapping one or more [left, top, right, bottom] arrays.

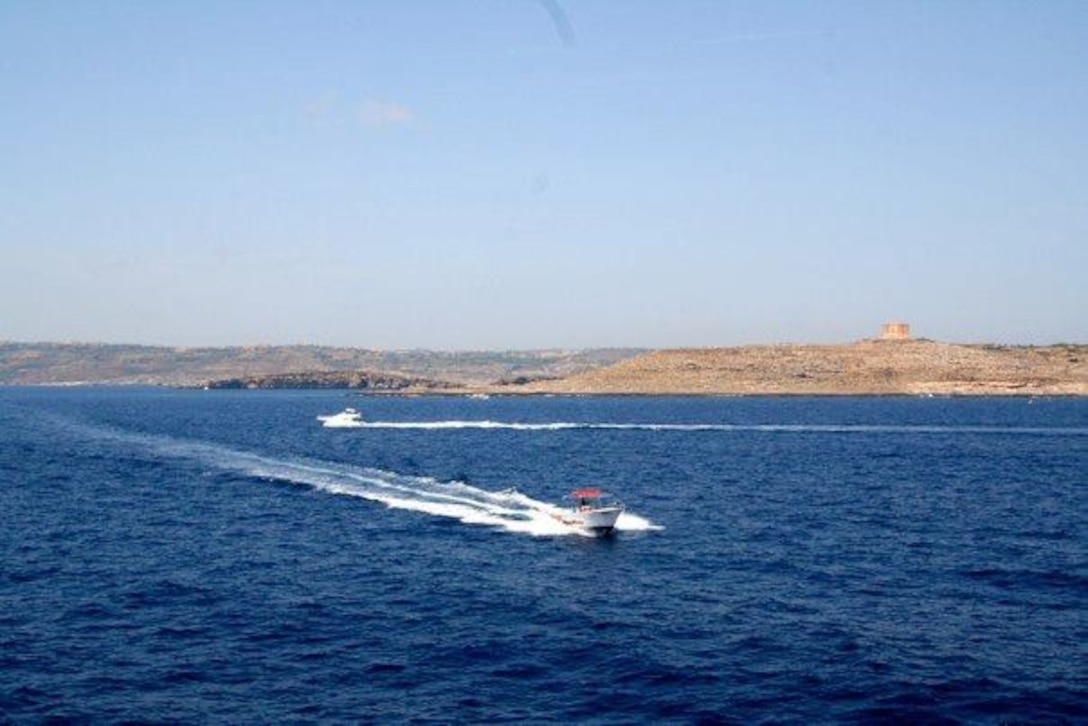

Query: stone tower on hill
[[880, 321, 911, 340]]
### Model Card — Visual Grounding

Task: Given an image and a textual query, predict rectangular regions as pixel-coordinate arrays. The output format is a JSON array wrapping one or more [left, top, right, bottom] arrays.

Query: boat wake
[[345, 420, 1087, 436], [64, 421, 661, 538], [256, 461, 659, 537], [231, 454, 660, 537]]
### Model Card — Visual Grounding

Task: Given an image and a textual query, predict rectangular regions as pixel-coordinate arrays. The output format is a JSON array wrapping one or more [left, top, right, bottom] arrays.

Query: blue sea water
[[1, 388, 1085, 723]]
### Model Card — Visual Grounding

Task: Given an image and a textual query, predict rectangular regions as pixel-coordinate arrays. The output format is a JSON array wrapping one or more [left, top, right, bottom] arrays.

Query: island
[[502, 339, 1087, 396], [1, 339, 1084, 396]]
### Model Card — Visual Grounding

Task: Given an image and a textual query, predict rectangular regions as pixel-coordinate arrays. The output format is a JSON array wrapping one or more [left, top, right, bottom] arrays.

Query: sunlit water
[[2, 389, 1085, 722]]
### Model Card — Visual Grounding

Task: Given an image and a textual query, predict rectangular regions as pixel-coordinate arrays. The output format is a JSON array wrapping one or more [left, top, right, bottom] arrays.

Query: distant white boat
[[552, 488, 624, 536], [317, 407, 364, 428]]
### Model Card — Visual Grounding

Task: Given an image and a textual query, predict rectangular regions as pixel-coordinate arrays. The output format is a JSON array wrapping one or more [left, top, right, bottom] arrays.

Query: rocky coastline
[[2, 340, 1085, 396], [502, 340, 1087, 396], [204, 370, 457, 391]]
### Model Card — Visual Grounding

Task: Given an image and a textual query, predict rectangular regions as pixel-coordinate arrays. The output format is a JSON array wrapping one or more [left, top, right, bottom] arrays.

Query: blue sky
[[2, 1, 1085, 349]]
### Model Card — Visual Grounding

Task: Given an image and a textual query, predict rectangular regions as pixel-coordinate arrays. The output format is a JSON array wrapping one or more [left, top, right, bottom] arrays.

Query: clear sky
[[2, 1, 1085, 349]]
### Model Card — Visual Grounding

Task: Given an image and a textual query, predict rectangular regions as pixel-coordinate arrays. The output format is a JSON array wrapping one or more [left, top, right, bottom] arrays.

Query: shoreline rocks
[[499, 340, 1088, 396]]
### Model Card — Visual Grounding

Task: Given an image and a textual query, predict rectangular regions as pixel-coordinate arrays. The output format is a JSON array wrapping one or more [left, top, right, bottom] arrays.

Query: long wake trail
[[62, 420, 660, 538], [329, 420, 1088, 436]]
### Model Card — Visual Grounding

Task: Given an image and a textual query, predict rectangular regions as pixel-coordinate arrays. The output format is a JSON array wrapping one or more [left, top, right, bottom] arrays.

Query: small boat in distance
[[317, 407, 364, 428], [553, 488, 624, 536]]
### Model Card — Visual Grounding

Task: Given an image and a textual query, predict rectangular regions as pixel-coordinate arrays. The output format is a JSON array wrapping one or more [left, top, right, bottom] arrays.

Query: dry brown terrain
[[6, 340, 1084, 395], [504, 340, 1088, 396]]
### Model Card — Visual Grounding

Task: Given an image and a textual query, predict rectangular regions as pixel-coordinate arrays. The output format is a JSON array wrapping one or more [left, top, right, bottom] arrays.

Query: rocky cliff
[[205, 370, 456, 391]]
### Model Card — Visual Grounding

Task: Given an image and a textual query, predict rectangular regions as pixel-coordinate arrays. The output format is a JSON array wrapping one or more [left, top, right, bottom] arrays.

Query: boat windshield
[[570, 488, 618, 509]]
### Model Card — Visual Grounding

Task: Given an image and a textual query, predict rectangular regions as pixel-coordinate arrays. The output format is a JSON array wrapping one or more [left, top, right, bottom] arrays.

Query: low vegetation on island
[[505, 340, 1087, 396], [1, 339, 1084, 396], [0, 343, 640, 389]]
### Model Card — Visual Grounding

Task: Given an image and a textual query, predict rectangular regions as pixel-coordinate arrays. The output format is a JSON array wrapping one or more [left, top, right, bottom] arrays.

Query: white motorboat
[[553, 488, 624, 536], [317, 407, 364, 428]]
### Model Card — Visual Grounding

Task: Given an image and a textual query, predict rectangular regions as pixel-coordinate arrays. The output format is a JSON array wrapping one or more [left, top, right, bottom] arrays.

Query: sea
[[1, 388, 1085, 723]]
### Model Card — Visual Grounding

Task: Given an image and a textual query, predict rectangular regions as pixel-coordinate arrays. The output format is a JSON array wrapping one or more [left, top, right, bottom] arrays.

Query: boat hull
[[556, 506, 623, 536], [317, 409, 363, 428]]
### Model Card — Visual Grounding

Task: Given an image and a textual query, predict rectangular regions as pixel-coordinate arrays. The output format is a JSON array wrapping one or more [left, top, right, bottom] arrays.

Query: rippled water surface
[[2, 389, 1085, 722]]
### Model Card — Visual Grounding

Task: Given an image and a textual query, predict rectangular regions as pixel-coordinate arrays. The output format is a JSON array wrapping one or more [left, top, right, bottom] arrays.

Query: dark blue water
[[2, 389, 1085, 723]]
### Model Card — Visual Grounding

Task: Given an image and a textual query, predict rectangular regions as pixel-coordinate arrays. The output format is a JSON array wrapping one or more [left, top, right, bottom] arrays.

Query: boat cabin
[[570, 488, 604, 511]]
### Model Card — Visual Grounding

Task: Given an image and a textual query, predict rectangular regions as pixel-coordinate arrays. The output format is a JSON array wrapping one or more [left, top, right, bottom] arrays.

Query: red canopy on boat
[[571, 488, 602, 497]]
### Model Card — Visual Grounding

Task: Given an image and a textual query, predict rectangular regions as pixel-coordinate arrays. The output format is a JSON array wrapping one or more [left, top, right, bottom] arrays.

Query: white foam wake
[[71, 422, 661, 537], [234, 457, 661, 537], [338, 420, 1087, 436]]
